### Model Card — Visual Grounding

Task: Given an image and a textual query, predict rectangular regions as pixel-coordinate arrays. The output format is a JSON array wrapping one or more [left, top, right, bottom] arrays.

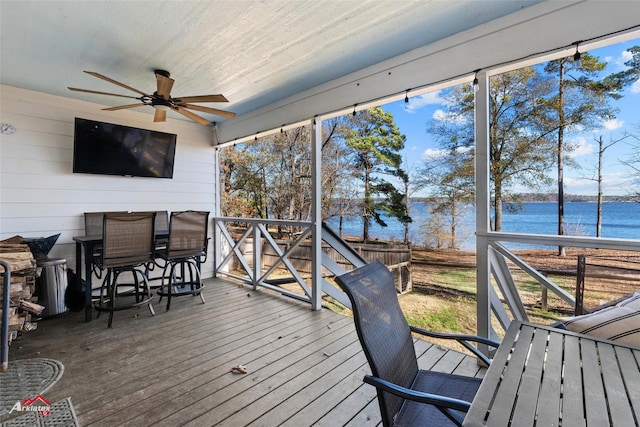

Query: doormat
[[0, 359, 64, 416], [1, 397, 78, 427]]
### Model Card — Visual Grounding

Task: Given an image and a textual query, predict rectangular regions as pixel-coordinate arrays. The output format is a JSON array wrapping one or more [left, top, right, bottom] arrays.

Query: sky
[[382, 38, 640, 197]]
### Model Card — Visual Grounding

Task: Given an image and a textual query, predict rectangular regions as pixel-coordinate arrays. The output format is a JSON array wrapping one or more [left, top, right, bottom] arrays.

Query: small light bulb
[[573, 51, 582, 68]]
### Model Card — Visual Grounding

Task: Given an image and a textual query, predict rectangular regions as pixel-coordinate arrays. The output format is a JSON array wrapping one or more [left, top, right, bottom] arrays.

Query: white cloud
[[620, 50, 633, 64], [631, 78, 640, 94], [421, 145, 473, 161], [404, 91, 445, 113], [602, 118, 625, 131], [432, 109, 468, 125], [609, 49, 633, 72], [422, 148, 448, 160], [568, 137, 594, 156], [456, 146, 474, 154]]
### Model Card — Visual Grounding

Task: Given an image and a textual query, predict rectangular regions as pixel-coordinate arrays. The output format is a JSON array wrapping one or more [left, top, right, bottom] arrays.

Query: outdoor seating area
[[74, 210, 209, 325], [0, 277, 486, 426], [1, 2, 640, 426]]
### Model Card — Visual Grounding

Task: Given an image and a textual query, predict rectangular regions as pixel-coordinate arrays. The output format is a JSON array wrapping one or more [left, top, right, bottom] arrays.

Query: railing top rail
[[214, 217, 312, 228], [480, 231, 640, 251]]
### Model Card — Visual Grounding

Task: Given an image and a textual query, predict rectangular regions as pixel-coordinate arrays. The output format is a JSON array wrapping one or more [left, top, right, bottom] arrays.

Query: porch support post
[[311, 118, 323, 310], [213, 146, 221, 277], [475, 71, 492, 344]]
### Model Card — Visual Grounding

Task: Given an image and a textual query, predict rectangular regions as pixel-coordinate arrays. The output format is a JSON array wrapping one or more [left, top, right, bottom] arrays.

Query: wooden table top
[[463, 321, 640, 427]]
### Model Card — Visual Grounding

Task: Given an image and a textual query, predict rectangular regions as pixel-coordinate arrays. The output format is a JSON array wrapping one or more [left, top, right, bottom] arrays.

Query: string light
[[573, 42, 582, 68], [473, 70, 480, 93]]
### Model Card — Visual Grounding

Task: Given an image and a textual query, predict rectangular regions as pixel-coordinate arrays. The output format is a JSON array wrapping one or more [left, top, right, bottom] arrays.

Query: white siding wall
[[0, 85, 217, 278]]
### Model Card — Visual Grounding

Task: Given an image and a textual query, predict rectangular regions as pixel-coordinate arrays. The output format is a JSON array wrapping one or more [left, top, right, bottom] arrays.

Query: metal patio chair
[[335, 261, 500, 427], [94, 212, 156, 327], [84, 211, 127, 281], [144, 210, 170, 287], [157, 210, 209, 310]]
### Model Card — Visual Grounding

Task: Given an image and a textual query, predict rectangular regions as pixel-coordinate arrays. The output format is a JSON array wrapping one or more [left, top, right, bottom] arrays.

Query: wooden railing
[[213, 218, 315, 303], [479, 232, 640, 341], [213, 218, 411, 308]]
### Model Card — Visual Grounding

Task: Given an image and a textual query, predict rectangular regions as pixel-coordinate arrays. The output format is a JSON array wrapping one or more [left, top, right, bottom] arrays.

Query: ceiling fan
[[68, 70, 235, 125]]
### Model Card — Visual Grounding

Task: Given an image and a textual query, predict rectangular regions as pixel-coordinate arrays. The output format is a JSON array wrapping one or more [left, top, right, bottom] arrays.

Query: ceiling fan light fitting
[[153, 104, 171, 111], [152, 98, 172, 111]]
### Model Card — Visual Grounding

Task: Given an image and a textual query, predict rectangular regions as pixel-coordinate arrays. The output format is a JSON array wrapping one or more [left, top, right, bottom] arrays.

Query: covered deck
[[3, 277, 485, 426]]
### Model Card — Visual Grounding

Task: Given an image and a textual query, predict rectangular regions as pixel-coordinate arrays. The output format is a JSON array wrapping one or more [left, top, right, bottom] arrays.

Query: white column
[[311, 119, 323, 310], [213, 147, 221, 277], [475, 71, 492, 342]]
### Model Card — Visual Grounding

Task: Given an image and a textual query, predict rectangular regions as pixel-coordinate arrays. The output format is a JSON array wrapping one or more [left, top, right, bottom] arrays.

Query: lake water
[[325, 201, 640, 250]]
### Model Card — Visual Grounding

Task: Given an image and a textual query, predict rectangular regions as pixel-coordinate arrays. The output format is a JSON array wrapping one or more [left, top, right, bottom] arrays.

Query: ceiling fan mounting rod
[[154, 69, 170, 78]]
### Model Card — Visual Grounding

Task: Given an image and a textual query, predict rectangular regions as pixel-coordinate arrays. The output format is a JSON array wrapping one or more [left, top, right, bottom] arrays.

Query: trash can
[[36, 258, 68, 317]]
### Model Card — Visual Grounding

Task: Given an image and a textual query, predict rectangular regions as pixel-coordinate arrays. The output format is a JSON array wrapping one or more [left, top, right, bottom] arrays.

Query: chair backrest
[[335, 261, 419, 427], [84, 212, 104, 236], [167, 211, 209, 259], [154, 210, 169, 235], [101, 212, 156, 268], [84, 211, 127, 236]]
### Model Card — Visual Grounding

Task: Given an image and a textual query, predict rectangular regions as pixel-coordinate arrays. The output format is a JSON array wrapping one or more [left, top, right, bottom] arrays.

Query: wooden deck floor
[[4, 278, 486, 426]]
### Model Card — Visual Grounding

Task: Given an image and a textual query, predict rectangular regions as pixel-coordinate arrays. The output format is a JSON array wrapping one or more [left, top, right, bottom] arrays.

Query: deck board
[[3, 278, 486, 426]]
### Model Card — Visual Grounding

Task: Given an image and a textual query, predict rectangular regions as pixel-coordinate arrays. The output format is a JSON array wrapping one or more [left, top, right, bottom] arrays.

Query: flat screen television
[[73, 118, 177, 178]]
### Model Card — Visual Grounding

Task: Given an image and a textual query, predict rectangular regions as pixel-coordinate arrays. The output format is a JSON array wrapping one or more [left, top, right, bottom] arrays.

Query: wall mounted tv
[[73, 118, 177, 178]]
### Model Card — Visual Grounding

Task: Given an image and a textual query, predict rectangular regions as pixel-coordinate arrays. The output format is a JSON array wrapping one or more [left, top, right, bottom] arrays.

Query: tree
[[591, 135, 629, 236], [430, 68, 556, 231], [607, 46, 640, 88], [419, 147, 474, 248], [620, 124, 640, 202], [342, 107, 409, 241], [320, 118, 361, 234], [220, 143, 274, 218], [543, 52, 623, 255]]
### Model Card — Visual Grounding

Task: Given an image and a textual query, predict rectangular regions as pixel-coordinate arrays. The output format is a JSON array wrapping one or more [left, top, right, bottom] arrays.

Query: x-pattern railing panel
[[214, 217, 313, 302]]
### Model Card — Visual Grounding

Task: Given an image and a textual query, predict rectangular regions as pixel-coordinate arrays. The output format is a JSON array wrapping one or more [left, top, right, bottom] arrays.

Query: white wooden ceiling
[[1, 1, 639, 144]]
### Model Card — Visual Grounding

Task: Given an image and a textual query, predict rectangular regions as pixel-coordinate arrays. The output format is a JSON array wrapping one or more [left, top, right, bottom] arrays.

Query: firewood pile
[[1, 236, 43, 347]]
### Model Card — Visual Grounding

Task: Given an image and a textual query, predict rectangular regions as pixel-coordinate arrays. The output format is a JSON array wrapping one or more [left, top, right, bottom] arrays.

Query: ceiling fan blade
[[182, 104, 236, 119], [174, 107, 211, 126], [68, 87, 141, 100], [173, 94, 228, 103], [154, 109, 167, 122], [102, 103, 145, 111], [156, 73, 174, 100], [84, 71, 149, 97]]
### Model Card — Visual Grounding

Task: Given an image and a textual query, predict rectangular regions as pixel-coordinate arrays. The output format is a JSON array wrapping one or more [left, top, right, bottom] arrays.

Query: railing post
[[575, 254, 586, 315], [213, 147, 222, 278], [253, 223, 261, 289]]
